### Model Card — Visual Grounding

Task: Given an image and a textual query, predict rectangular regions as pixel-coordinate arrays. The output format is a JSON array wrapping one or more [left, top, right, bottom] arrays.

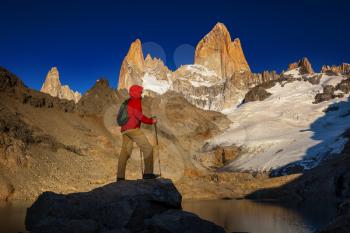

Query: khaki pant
[[117, 128, 154, 179]]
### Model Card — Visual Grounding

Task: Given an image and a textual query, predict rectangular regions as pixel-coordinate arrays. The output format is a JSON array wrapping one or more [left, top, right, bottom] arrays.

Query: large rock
[[41, 67, 81, 103], [144, 54, 172, 81], [118, 39, 172, 92], [243, 86, 272, 103], [321, 63, 350, 75], [171, 66, 280, 110], [25, 179, 224, 233], [194, 22, 251, 78], [118, 39, 145, 90], [171, 64, 226, 110], [287, 57, 314, 75]]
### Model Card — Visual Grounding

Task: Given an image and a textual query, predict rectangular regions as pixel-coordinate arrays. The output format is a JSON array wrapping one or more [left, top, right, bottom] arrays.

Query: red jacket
[[121, 85, 154, 132]]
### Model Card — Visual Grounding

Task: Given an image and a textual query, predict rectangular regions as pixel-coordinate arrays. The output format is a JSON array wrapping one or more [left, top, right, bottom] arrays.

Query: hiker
[[117, 85, 158, 181]]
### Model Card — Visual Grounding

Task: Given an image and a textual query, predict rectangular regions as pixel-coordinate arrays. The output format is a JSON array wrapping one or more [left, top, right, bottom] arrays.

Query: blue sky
[[0, 0, 349, 93]]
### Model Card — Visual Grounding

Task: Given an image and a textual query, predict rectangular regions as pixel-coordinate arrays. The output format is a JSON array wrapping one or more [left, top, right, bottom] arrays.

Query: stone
[[145, 209, 225, 233], [243, 86, 272, 103], [336, 79, 350, 94]]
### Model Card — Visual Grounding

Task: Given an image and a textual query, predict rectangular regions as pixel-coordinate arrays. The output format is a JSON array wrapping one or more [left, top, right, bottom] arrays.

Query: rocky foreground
[[25, 178, 224, 233]]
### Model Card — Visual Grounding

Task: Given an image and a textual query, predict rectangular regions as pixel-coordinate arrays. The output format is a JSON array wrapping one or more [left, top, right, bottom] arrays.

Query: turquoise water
[[0, 199, 336, 233]]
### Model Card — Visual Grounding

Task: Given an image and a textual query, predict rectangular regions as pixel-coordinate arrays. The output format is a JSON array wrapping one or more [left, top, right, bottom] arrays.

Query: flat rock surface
[[25, 178, 224, 233]]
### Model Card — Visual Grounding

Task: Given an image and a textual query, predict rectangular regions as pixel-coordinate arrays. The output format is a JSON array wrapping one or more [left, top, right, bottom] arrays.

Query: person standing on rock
[[117, 84, 158, 181]]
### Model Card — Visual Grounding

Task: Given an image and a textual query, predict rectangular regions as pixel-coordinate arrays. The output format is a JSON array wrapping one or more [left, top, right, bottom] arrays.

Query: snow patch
[[181, 65, 223, 87], [185, 64, 218, 77], [283, 68, 300, 76], [207, 74, 350, 173], [142, 73, 170, 95]]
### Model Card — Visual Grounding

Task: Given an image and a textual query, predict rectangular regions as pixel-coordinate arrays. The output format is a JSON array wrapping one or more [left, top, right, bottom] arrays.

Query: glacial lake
[[182, 199, 337, 233], [0, 199, 336, 233]]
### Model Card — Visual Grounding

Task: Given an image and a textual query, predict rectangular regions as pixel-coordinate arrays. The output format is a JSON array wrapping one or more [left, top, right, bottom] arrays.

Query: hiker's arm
[[134, 101, 154, 124]]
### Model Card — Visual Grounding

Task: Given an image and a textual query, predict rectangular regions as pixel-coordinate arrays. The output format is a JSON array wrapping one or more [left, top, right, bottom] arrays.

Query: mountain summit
[[117, 22, 277, 111], [194, 22, 251, 78], [118, 39, 145, 90], [41, 67, 81, 103], [287, 57, 314, 75]]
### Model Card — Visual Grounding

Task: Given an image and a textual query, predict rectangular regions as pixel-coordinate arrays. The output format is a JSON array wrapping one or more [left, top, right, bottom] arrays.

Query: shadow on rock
[[25, 178, 224, 233]]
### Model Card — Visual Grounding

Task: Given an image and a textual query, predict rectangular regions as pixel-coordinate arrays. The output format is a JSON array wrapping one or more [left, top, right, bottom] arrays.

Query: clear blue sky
[[1, 0, 349, 94]]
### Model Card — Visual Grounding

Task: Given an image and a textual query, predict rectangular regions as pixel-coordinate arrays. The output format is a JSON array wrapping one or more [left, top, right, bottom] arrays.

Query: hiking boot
[[117, 177, 125, 182], [142, 174, 160, 179]]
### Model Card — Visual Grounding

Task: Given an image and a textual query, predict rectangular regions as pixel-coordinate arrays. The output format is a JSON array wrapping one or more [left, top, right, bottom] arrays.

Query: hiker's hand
[[151, 115, 157, 124]]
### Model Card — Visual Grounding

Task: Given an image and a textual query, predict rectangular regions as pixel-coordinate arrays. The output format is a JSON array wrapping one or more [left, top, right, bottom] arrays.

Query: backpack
[[116, 98, 130, 126]]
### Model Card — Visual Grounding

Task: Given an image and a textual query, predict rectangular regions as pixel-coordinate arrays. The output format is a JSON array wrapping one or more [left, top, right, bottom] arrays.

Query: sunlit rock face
[[117, 23, 280, 111], [288, 57, 314, 75], [41, 67, 81, 103], [194, 22, 251, 78], [321, 63, 350, 75], [118, 39, 145, 90]]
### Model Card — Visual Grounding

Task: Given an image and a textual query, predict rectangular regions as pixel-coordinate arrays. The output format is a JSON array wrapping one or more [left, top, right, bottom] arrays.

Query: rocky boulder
[[314, 79, 350, 104], [25, 179, 224, 233], [336, 79, 350, 94], [243, 86, 272, 103], [314, 85, 336, 104]]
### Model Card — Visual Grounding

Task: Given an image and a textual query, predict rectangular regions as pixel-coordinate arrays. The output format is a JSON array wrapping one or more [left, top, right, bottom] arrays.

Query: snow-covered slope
[[207, 71, 350, 174], [142, 73, 171, 94]]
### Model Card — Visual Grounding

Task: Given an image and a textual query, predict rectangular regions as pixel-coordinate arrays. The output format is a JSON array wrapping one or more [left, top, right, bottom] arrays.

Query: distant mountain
[[41, 67, 81, 103], [118, 22, 279, 111], [194, 22, 251, 77], [206, 64, 350, 175], [321, 63, 350, 75], [287, 57, 314, 75]]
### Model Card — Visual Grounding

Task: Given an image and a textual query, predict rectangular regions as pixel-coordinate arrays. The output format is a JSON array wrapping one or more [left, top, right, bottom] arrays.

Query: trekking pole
[[154, 123, 162, 177], [139, 148, 144, 177]]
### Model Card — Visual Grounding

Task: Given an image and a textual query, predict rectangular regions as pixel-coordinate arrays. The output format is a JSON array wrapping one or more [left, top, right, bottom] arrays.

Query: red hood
[[129, 85, 143, 99]]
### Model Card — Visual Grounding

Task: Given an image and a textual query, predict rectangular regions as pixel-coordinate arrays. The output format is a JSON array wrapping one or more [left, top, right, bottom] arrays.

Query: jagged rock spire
[[194, 22, 251, 78], [41, 67, 81, 103]]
